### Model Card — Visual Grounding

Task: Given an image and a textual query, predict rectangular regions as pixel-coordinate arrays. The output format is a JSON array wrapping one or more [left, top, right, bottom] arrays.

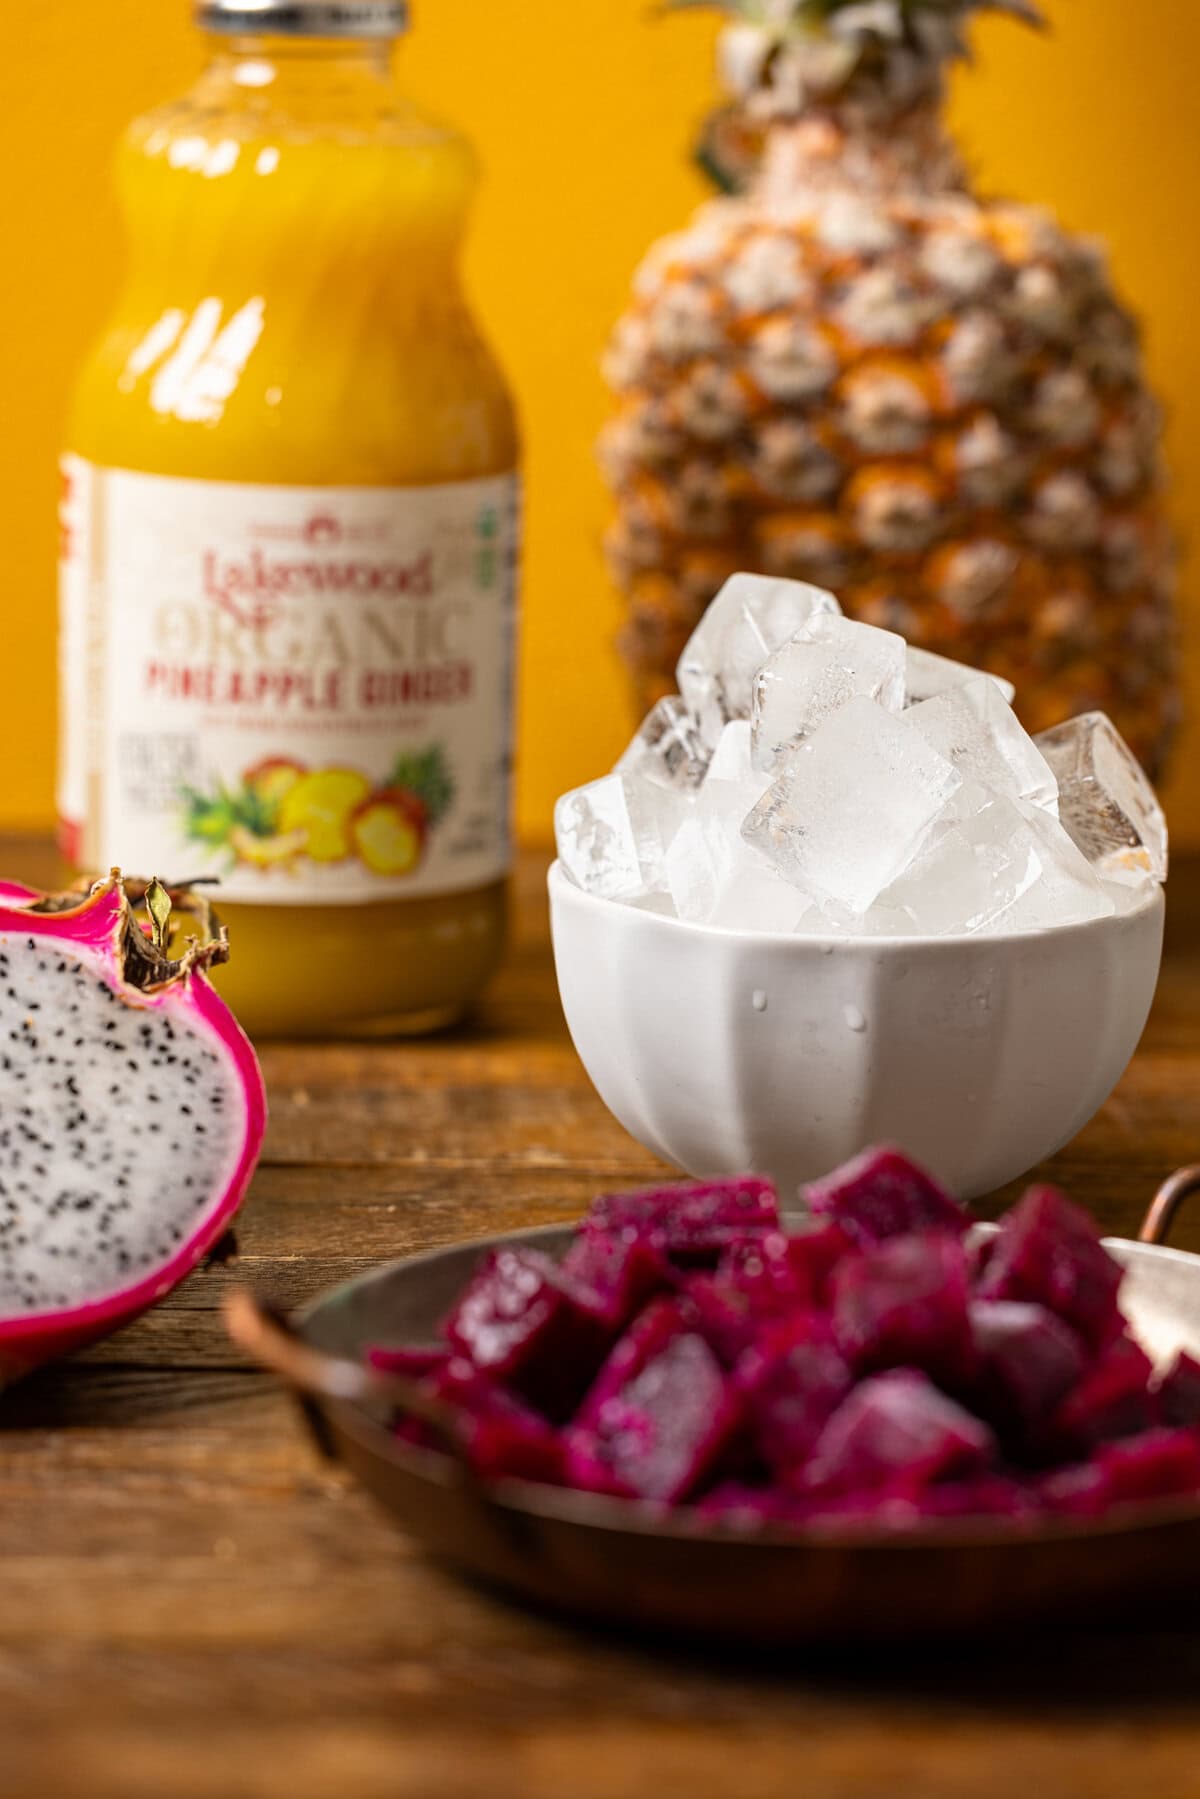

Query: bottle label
[[58, 461, 519, 904]]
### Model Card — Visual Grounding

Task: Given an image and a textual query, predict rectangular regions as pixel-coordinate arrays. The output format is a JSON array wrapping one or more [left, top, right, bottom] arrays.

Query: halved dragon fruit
[[830, 1232, 974, 1385], [735, 1314, 853, 1476], [444, 1244, 613, 1421], [582, 1175, 779, 1266], [802, 1370, 995, 1499], [977, 1184, 1124, 1349], [805, 1146, 967, 1244], [567, 1301, 741, 1502], [968, 1300, 1086, 1442], [0, 871, 265, 1382]]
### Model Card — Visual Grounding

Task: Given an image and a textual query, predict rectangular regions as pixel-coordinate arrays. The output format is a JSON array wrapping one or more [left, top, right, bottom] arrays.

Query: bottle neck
[[195, 31, 399, 113]]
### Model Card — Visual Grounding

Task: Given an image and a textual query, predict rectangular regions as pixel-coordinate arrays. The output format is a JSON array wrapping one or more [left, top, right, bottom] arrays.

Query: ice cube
[[874, 789, 1045, 934], [676, 572, 840, 742], [1035, 711, 1168, 881], [1005, 804, 1116, 928], [751, 615, 906, 772], [554, 773, 687, 899], [742, 698, 962, 913], [706, 719, 754, 785], [616, 694, 710, 791], [905, 644, 1015, 706], [664, 813, 740, 922], [874, 785, 1113, 935], [908, 678, 1058, 811], [706, 857, 813, 932]]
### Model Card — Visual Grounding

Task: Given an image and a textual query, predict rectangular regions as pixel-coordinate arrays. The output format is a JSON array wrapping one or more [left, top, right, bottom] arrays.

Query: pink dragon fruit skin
[[804, 1146, 968, 1245], [582, 1175, 779, 1266], [0, 874, 266, 1383], [1156, 1351, 1200, 1429], [968, 1300, 1086, 1441], [1100, 1429, 1200, 1505], [444, 1245, 614, 1422], [977, 1185, 1124, 1350], [830, 1232, 974, 1386], [802, 1370, 996, 1500]]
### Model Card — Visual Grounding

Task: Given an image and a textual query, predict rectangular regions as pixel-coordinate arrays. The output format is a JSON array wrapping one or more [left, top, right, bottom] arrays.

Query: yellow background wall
[[0, 0, 1195, 844]]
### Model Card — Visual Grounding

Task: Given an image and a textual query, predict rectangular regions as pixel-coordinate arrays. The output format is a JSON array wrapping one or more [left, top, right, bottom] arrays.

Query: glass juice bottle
[[59, 0, 519, 1036]]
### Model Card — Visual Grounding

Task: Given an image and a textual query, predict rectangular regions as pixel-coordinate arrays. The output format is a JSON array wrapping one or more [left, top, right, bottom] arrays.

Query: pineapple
[[601, 0, 1179, 776]]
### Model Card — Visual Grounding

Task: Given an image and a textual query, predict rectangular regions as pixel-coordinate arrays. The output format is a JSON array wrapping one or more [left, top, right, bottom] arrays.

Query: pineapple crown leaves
[[664, 0, 1044, 113], [387, 745, 456, 827]]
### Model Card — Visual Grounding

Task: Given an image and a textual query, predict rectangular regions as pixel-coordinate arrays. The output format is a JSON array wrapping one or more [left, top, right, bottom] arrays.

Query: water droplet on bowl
[[751, 989, 768, 1013], [843, 1004, 867, 1033]]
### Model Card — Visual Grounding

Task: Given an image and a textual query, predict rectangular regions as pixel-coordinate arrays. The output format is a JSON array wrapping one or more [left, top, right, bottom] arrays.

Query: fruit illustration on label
[[352, 789, 428, 876], [278, 769, 372, 863], [179, 744, 456, 879]]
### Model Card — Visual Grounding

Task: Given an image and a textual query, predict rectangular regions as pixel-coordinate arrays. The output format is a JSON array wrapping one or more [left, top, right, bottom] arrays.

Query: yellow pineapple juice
[[60, 1, 519, 1036]]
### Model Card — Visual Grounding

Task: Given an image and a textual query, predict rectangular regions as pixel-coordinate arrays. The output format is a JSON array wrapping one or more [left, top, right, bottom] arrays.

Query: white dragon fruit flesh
[[0, 871, 266, 1382]]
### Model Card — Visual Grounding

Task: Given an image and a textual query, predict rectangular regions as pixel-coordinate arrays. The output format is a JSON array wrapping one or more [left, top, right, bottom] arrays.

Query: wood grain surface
[[2, 841, 1199, 1799]]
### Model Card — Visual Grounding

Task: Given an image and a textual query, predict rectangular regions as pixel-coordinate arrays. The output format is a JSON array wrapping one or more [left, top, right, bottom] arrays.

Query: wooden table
[[2, 842, 1199, 1799]]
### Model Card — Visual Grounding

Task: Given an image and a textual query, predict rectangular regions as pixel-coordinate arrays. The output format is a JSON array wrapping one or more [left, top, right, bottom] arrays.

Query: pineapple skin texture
[[601, 183, 1179, 777]]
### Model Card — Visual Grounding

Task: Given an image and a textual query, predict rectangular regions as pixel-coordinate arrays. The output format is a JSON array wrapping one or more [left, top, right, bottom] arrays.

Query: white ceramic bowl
[[548, 863, 1165, 1201]]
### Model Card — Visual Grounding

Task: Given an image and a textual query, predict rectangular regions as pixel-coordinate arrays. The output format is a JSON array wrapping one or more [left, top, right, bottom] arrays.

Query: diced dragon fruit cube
[[574, 1298, 690, 1416], [717, 1231, 812, 1310], [976, 1184, 1124, 1349], [561, 1228, 673, 1327], [1155, 1351, 1200, 1429], [1099, 1428, 1200, 1504], [444, 1246, 613, 1421], [968, 1300, 1086, 1438], [802, 1370, 996, 1499], [804, 1145, 968, 1244], [693, 1482, 786, 1528], [1035, 1461, 1112, 1518], [735, 1315, 854, 1475], [366, 1343, 451, 1380], [426, 1358, 569, 1484], [1051, 1336, 1157, 1450], [680, 1274, 765, 1367], [584, 1175, 779, 1266], [567, 1312, 741, 1502], [781, 1220, 856, 1303], [830, 1232, 974, 1385], [678, 1231, 814, 1366], [911, 1474, 1041, 1523]]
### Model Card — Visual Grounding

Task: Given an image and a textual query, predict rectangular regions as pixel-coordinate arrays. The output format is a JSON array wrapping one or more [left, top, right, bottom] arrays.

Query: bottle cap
[[195, 1, 408, 36]]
